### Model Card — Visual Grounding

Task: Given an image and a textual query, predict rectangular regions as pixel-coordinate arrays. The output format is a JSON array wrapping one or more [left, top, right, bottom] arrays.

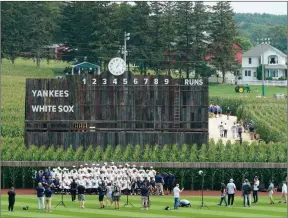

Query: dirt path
[[209, 115, 253, 144]]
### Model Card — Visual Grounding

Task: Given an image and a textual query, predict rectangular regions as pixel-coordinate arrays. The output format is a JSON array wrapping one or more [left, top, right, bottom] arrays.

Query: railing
[[1, 161, 287, 168], [237, 80, 287, 86]]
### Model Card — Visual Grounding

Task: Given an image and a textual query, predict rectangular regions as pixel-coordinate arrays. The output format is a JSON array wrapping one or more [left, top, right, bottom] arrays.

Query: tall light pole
[[124, 32, 130, 71], [257, 38, 270, 97]]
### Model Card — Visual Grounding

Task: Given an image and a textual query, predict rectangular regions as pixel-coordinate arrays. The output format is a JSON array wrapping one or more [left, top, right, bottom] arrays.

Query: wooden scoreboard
[[25, 71, 208, 149]]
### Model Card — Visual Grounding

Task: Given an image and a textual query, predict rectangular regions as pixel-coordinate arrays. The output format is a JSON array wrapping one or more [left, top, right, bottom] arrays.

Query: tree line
[[2, 1, 240, 82]]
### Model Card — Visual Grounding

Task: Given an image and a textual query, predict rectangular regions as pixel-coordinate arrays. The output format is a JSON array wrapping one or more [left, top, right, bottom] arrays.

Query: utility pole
[[124, 32, 130, 71], [257, 38, 270, 97]]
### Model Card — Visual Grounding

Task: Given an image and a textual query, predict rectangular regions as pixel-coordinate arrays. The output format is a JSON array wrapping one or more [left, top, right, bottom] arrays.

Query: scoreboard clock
[[108, 57, 126, 76]]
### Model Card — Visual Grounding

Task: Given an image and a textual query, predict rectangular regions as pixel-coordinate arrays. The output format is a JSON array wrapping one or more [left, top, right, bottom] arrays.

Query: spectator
[[231, 123, 237, 139], [44, 185, 53, 212], [77, 183, 86, 209], [218, 183, 228, 206], [226, 107, 231, 120], [252, 176, 260, 203], [223, 123, 228, 138], [36, 183, 45, 210], [141, 183, 149, 210], [227, 179, 236, 206], [70, 179, 77, 202], [8, 187, 16, 212], [249, 121, 255, 140], [218, 122, 224, 138], [98, 182, 107, 209], [278, 181, 287, 203], [268, 180, 275, 204], [112, 182, 121, 209], [242, 179, 252, 207], [155, 172, 164, 196], [173, 184, 184, 210]]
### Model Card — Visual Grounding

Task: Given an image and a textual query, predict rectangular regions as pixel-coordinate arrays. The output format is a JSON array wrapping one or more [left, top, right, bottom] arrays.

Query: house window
[[253, 72, 256, 77], [269, 70, 278, 77], [268, 55, 278, 64], [245, 70, 251, 76], [249, 58, 252, 64], [258, 57, 261, 65]]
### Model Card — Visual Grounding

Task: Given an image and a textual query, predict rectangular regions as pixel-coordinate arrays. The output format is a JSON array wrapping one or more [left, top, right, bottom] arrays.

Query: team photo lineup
[[2, 1, 288, 218]]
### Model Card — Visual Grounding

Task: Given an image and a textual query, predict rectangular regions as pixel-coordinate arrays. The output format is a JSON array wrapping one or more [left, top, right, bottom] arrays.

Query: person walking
[[98, 182, 107, 209], [252, 176, 260, 203], [36, 183, 45, 210], [173, 184, 184, 210], [278, 181, 287, 203], [112, 182, 121, 209], [242, 179, 252, 207], [8, 187, 16, 212], [249, 121, 255, 140], [140, 183, 149, 210], [226, 107, 231, 120], [218, 183, 228, 206], [223, 123, 228, 138], [231, 123, 237, 139], [77, 183, 86, 209], [44, 185, 53, 212], [218, 122, 224, 138], [155, 172, 164, 196], [268, 180, 275, 204], [227, 179, 236, 206], [70, 179, 77, 202], [106, 183, 113, 207]]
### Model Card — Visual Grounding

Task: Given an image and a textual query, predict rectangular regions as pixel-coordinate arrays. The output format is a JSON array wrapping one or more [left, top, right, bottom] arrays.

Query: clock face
[[108, 58, 126, 76]]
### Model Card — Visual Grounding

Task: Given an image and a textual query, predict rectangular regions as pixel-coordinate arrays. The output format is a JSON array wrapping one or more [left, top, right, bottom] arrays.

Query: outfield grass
[[209, 83, 287, 98], [1, 195, 286, 218]]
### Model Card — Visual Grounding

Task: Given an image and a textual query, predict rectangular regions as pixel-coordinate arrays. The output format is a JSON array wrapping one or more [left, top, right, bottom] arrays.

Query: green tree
[[234, 36, 253, 51], [209, 2, 238, 83], [175, 2, 194, 78]]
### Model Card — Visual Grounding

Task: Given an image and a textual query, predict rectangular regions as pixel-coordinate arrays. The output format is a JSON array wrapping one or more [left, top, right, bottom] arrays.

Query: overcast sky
[[205, 2, 287, 15]]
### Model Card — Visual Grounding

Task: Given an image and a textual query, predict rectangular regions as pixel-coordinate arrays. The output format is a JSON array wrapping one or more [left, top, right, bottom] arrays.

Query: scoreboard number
[[81, 77, 203, 86]]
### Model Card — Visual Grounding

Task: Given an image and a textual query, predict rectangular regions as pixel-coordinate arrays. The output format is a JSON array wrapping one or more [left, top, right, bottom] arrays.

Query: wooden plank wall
[[25, 72, 208, 148]]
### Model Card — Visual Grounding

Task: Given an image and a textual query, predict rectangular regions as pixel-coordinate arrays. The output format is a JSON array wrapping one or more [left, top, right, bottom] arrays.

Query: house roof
[[243, 44, 287, 57], [72, 62, 100, 69]]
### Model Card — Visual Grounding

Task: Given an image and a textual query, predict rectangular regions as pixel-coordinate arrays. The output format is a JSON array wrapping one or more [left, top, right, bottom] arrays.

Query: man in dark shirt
[[36, 183, 45, 210], [53, 177, 60, 194], [77, 184, 86, 208], [8, 187, 16, 212], [168, 173, 175, 195], [44, 185, 53, 212], [155, 172, 164, 195], [141, 184, 149, 210], [70, 179, 78, 202], [98, 182, 107, 209]]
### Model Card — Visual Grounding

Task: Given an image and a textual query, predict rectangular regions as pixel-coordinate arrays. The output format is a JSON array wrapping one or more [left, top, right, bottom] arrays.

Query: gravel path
[[209, 115, 253, 144]]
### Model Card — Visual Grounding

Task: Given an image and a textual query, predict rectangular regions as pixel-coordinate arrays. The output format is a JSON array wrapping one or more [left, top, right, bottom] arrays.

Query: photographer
[[98, 181, 107, 209], [70, 179, 77, 202], [173, 184, 184, 210], [112, 182, 121, 209], [140, 182, 149, 210]]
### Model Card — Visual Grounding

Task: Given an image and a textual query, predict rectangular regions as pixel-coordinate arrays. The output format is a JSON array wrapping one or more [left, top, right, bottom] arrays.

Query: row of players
[[34, 163, 175, 195]]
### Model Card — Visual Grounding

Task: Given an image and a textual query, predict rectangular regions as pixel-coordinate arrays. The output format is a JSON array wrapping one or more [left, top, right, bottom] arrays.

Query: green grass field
[[209, 83, 287, 98], [1, 195, 287, 218]]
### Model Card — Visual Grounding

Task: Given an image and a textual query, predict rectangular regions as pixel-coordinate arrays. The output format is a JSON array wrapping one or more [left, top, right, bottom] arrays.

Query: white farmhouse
[[242, 44, 287, 81]]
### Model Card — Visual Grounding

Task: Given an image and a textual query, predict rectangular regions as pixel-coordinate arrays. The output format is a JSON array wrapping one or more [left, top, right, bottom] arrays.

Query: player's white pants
[[38, 197, 45, 209], [232, 130, 237, 138]]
